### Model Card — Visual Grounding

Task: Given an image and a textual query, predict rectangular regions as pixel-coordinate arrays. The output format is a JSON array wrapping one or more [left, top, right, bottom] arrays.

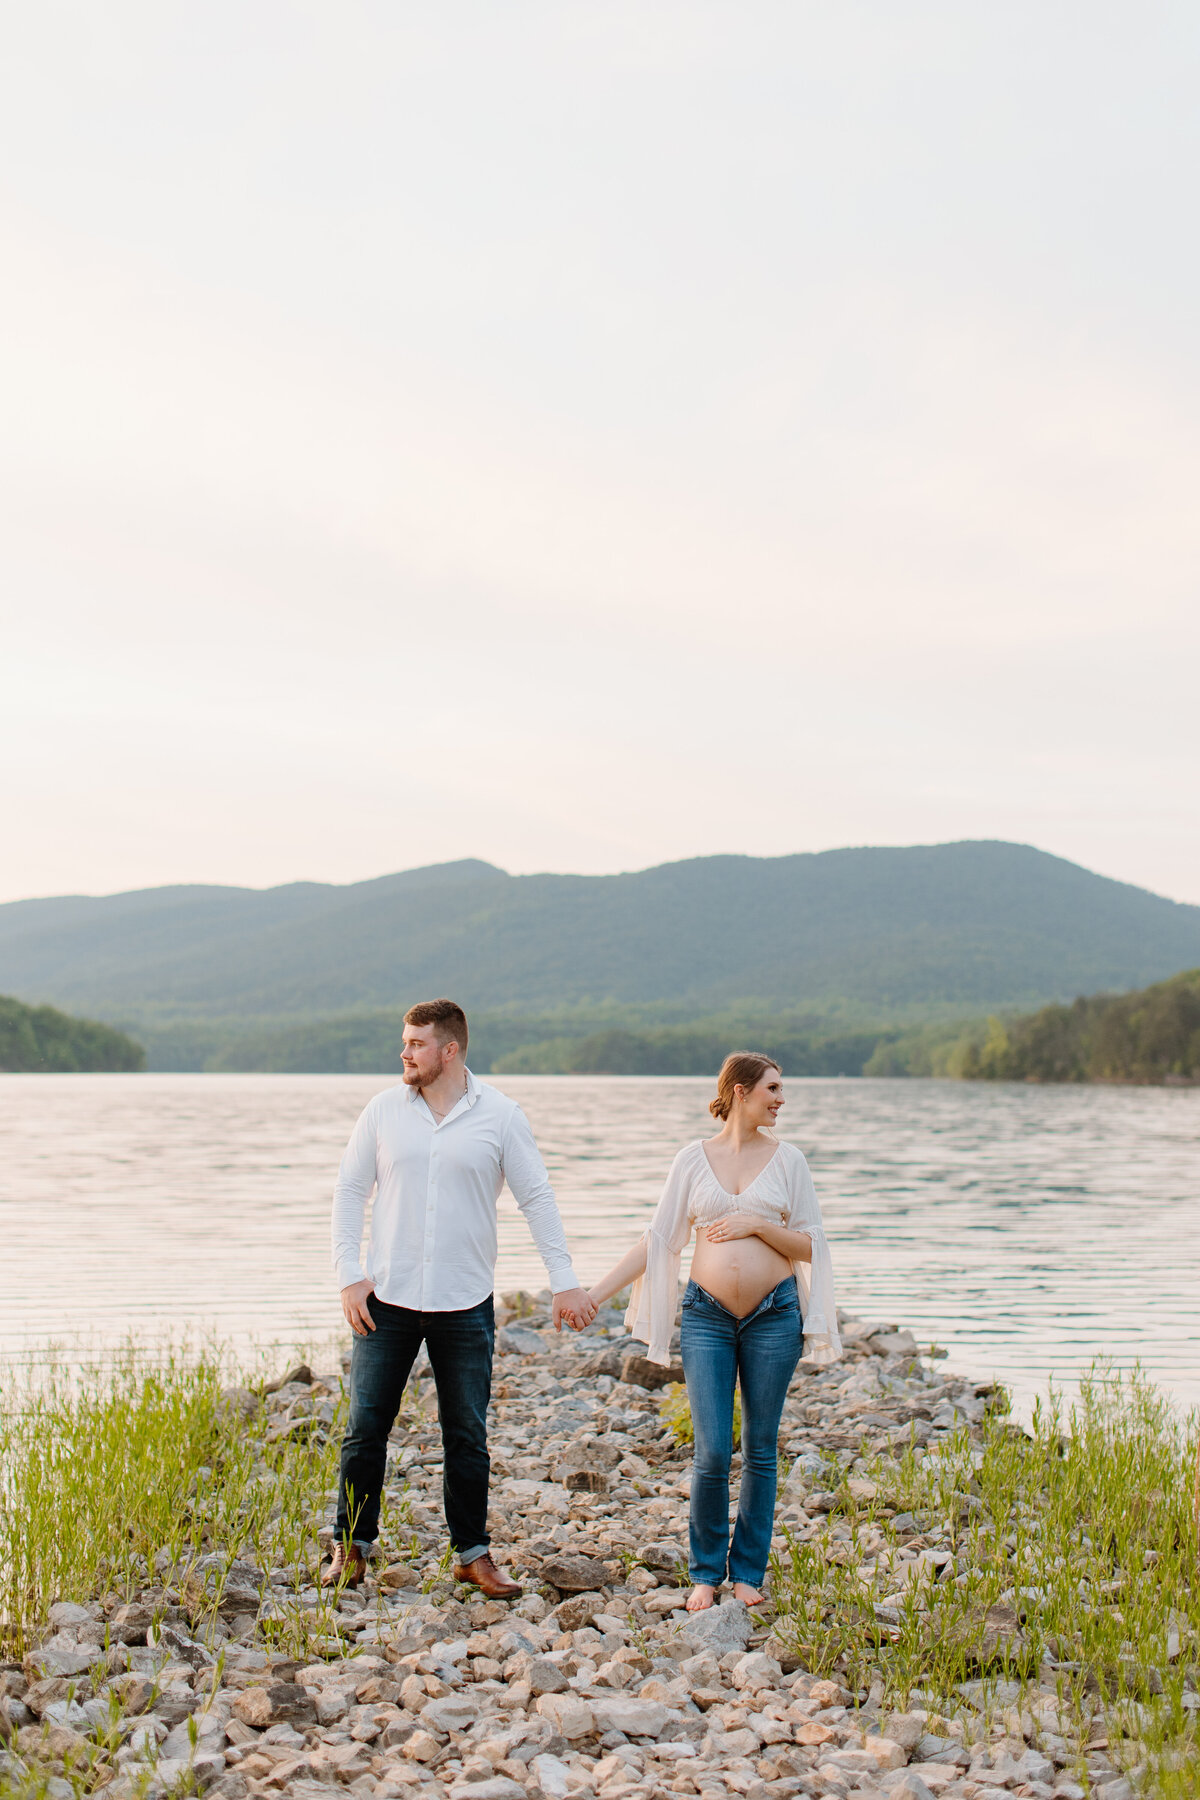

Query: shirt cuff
[[335, 1257, 366, 1291], [547, 1264, 580, 1294]]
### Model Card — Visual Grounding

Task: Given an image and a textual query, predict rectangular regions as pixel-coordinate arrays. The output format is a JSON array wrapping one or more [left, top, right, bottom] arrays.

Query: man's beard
[[403, 1060, 443, 1089]]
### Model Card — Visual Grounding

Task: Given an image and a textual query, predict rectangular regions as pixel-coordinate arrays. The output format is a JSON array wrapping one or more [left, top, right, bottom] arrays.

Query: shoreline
[[2, 1304, 1197, 1800]]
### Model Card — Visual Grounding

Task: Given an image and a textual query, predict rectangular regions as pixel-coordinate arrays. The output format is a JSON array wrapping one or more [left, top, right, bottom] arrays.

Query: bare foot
[[686, 1584, 716, 1612], [732, 1581, 765, 1607]]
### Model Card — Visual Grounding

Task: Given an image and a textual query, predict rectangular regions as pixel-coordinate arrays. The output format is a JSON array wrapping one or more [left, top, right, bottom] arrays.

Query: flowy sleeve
[[785, 1147, 842, 1365], [624, 1145, 696, 1366]]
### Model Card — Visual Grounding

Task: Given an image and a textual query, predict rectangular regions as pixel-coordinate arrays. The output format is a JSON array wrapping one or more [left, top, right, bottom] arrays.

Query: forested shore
[[0, 994, 145, 1072], [957, 968, 1200, 1085], [5, 969, 1197, 1085]]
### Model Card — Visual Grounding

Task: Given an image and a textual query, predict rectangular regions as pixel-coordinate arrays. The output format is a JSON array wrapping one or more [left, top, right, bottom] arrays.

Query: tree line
[[0, 995, 145, 1072]]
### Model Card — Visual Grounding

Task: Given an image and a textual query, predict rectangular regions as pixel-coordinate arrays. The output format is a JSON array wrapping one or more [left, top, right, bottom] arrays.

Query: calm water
[[2, 1074, 1197, 1414]]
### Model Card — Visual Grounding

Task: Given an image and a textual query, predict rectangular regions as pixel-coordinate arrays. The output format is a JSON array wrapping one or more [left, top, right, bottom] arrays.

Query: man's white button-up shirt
[[330, 1070, 578, 1311]]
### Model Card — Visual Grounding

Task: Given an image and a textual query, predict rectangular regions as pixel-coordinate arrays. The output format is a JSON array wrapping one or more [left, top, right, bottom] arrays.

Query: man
[[326, 997, 596, 1597]]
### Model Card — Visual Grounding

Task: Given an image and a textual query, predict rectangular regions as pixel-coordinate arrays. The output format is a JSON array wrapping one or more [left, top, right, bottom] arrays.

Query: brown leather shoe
[[321, 1540, 368, 1588], [453, 1553, 521, 1599]]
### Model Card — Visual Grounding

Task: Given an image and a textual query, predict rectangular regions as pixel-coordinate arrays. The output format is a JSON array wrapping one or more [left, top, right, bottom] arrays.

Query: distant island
[[0, 994, 145, 1073], [2, 841, 1199, 1073]]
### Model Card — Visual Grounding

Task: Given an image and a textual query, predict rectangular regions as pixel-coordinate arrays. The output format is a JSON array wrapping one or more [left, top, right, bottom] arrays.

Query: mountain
[[2, 844, 1199, 1047], [0, 994, 145, 1073]]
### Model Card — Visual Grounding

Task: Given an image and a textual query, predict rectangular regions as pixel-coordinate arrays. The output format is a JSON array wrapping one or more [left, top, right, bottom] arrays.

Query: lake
[[3, 1073, 1197, 1415]]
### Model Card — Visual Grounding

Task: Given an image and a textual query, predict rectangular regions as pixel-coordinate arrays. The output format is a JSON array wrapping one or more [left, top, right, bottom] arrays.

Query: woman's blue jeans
[[680, 1275, 803, 1588]]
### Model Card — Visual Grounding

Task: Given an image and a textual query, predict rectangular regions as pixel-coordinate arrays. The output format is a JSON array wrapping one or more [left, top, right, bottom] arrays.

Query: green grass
[[659, 1379, 741, 1448], [4, 1349, 1198, 1800], [0, 1344, 350, 1665], [767, 1366, 1200, 1797]]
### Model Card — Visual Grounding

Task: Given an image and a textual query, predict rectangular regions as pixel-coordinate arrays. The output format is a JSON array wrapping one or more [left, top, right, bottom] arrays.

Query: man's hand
[[341, 1278, 377, 1336], [553, 1287, 597, 1333]]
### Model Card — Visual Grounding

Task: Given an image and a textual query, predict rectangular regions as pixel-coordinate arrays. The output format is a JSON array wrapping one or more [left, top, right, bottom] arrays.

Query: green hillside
[[960, 968, 1200, 1085], [0, 995, 145, 1073], [205, 1005, 892, 1077], [2, 841, 1199, 1071]]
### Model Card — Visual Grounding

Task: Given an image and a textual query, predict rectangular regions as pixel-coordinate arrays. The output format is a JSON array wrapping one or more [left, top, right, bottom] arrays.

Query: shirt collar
[[403, 1067, 479, 1118]]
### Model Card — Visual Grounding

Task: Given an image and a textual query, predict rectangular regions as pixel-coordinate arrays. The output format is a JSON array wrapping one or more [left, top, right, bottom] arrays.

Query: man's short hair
[[403, 998, 469, 1057]]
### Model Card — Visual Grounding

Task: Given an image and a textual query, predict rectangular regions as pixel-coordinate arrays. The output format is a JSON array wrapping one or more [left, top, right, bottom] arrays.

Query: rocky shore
[[0, 1297, 1177, 1800]]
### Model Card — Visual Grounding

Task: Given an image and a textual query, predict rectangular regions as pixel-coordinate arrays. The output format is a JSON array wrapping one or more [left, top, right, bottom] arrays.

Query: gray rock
[[420, 1695, 479, 1734], [447, 1781, 526, 1800], [524, 1658, 569, 1696], [218, 1386, 261, 1422], [498, 1327, 546, 1357], [574, 1345, 627, 1379], [24, 1646, 95, 1680], [46, 1602, 93, 1631], [639, 1540, 685, 1573], [147, 1623, 214, 1669], [539, 1553, 611, 1593], [230, 1683, 315, 1729], [551, 1593, 606, 1632], [161, 1712, 227, 1759], [881, 1775, 937, 1800], [676, 1598, 754, 1653], [528, 1753, 573, 1798], [884, 1713, 929, 1750], [0, 1697, 33, 1737], [590, 1695, 672, 1738], [112, 1603, 154, 1645]]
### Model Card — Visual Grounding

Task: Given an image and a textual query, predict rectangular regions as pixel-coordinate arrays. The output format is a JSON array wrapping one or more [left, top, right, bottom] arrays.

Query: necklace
[[426, 1081, 467, 1124]]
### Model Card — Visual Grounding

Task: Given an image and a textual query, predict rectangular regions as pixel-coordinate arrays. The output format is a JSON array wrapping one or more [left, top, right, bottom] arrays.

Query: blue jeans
[[335, 1294, 494, 1559], [680, 1275, 804, 1588]]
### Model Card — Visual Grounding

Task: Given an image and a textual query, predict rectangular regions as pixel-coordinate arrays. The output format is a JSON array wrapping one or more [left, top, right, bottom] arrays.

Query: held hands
[[553, 1287, 598, 1333], [704, 1215, 760, 1243], [341, 1278, 377, 1336]]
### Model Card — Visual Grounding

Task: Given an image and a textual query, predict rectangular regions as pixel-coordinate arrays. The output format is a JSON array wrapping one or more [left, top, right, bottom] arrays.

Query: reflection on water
[[2, 1073, 1197, 1413]]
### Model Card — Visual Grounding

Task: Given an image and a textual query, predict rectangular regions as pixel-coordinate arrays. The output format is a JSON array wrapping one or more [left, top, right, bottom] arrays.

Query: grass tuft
[[767, 1364, 1200, 1797], [0, 1343, 347, 1663]]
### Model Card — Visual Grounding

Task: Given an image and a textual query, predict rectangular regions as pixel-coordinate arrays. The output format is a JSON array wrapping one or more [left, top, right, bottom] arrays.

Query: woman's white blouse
[[624, 1139, 842, 1368]]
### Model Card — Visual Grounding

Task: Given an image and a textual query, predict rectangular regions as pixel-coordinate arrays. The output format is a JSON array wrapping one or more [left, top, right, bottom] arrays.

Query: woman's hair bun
[[709, 1052, 780, 1123]]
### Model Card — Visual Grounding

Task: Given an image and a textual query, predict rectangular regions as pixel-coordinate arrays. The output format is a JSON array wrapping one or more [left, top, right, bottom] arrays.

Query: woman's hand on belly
[[703, 1215, 763, 1243]]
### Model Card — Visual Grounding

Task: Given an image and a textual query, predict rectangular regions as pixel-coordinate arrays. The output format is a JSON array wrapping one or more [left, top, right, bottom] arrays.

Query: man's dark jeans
[[335, 1293, 494, 1558]]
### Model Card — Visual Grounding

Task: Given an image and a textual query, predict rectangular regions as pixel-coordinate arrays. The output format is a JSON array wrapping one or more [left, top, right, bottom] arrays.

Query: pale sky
[[3, 3, 1199, 905]]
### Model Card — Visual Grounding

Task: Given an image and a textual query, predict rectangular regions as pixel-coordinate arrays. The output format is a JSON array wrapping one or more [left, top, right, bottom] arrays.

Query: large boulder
[[675, 1598, 754, 1654], [620, 1354, 683, 1391], [539, 1553, 611, 1593]]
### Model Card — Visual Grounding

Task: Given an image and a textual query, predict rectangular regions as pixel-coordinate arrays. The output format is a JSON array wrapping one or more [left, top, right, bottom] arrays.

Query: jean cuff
[[457, 1543, 490, 1566]]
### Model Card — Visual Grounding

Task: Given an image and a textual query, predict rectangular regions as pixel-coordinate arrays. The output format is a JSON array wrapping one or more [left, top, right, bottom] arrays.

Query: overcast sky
[[3, 3, 1198, 905]]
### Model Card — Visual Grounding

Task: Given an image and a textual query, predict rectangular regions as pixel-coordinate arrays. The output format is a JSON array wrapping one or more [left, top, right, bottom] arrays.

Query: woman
[[587, 1054, 840, 1611]]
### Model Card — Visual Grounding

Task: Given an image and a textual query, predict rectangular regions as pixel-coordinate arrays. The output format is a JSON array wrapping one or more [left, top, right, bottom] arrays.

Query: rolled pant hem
[[456, 1543, 490, 1565]]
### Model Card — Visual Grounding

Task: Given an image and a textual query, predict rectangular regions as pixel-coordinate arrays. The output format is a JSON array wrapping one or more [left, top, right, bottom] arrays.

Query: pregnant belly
[[690, 1234, 794, 1319]]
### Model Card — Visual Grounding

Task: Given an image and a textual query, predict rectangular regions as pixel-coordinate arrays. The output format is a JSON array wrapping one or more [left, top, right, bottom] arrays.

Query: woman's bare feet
[[686, 1584, 716, 1612], [732, 1581, 765, 1607]]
